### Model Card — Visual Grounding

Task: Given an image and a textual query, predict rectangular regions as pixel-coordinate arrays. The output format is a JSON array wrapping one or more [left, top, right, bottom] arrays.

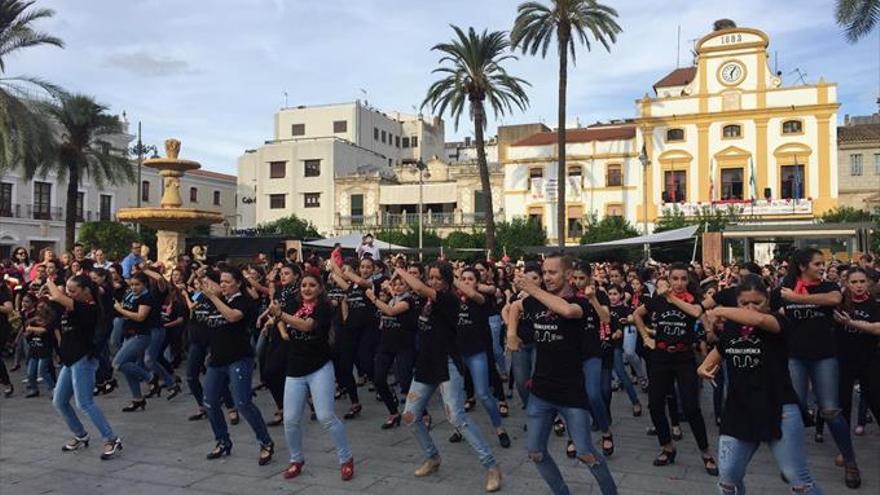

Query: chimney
[[844, 114, 850, 126], [465, 136, 472, 146]]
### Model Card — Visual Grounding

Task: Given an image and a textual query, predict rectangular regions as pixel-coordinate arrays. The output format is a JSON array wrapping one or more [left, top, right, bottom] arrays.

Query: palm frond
[[836, 0, 880, 42], [512, 0, 621, 63], [0, 0, 63, 72]]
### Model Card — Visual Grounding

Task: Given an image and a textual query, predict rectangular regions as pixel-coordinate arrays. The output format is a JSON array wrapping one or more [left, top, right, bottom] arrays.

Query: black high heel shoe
[[144, 378, 162, 399], [165, 384, 182, 401], [188, 410, 207, 421], [206, 441, 232, 460], [3, 384, 13, 398], [122, 399, 146, 412], [258, 442, 274, 466], [343, 404, 362, 420], [653, 449, 677, 466], [702, 455, 719, 476], [103, 379, 118, 395], [602, 434, 615, 457], [381, 415, 401, 430]]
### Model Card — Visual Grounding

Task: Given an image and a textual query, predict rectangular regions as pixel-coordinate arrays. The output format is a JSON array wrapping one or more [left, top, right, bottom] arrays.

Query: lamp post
[[638, 143, 651, 262], [402, 158, 428, 260], [129, 121, 158, 231]]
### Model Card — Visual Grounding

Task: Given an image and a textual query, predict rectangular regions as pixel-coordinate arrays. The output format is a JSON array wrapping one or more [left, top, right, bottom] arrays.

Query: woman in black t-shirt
[[258, 264, 299, 426], [772, 249, 861, 488], [366, 276, 417, 429], [46, 275, 122, 460], [112, 272, 156, 411], [503, 262, 541, 409], [698, 275, 821, 494], [270, 273, 354, 481], [634, 263, 717, 475]]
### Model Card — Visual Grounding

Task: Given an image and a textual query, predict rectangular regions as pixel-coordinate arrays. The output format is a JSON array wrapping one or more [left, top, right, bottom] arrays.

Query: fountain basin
[[116, 207, 224, 231], [144, 158, 201, 173]]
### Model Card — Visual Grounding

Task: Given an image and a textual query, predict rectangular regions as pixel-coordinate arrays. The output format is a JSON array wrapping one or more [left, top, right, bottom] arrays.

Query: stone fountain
[[117, 139, 224, 268]]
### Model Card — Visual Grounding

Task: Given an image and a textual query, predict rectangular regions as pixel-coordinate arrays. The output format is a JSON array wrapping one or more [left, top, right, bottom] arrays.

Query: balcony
[[336, 209, 504, 230], [0, 204, 114, 222]]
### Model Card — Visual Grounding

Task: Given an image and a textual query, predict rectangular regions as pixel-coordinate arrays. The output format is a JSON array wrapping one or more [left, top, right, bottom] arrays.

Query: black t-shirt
[[285, 301, 334, 377], [578, 291, 610, 360], [644, 295, 698, 361], [378, 294, 417, 353], [413, 290, 459, 385], [0, 289, 10, 338], [525, 295, 591, 408], [161, 299, 187, 329], [835, 299, 880, 360], [58, 301, 99, 366], [456, 296, 491, 357], [716, 314, 799, 442], [26, 318, 54, 359], [345, 283, 377, 329], [187, 292, 213, 345], [609, 304, 632, 349], [122, 290, 154, 336], [771, 282, 839, 360], [713, 287, 738, 308], [509, 292, 534, 345], [204, 292, 256, 367], [149, 285, 168, 329]]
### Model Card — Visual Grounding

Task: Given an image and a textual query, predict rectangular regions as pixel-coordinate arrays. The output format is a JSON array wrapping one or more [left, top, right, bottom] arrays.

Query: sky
[[10, 0, 879, 174]]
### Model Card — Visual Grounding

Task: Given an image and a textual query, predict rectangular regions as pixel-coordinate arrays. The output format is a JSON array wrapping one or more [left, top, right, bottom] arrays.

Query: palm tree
[[836, 0, 879, 42], [0, 0, 64, 172], [39, 94, 134, 250], [422, 25, 530, 253], [512, 0, 621, 247]]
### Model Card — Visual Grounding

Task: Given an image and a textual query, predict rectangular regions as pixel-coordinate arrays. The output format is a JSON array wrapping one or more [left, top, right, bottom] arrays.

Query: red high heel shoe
[[341, 458, 354, 481], [283, 461, 304, 479]]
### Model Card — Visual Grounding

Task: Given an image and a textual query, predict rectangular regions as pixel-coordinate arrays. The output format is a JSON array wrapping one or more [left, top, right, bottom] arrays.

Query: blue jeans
[[612, 348, 640, 406], [203, 358, 273, 448], [526, 394, 618, 495], [186, 341, 233, 409], [488, 314, 507, 373], [583, 357, 611, 432], [621, 325, 645, 381], [110, 317, 125, 353], [788, 357, 856, 463], [718, 404, 822, 494], [27, 356, 55, 391], [53, 357, 115, 441], [463, 352, 503, 428], [147, 327, 175, 387], [402, 358, 497, 469], [114, 334, 152, 399], [511, 343, 535, 407], [283, 361, 352, 463]]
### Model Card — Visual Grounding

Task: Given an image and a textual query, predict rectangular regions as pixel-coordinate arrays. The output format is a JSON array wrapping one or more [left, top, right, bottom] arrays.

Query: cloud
[[103, 51, 196, 77]]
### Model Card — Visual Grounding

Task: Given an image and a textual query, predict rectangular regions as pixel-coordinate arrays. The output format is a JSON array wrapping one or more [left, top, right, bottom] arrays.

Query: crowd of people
[[0, 236, 878, 494]]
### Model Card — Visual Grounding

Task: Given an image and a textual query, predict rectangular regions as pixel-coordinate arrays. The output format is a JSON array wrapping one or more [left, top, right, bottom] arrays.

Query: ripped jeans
[[203, 358, 273, 449], [718, 403, 822, 494], [402, 358, 497, 470], [526, 394, 617, 495]]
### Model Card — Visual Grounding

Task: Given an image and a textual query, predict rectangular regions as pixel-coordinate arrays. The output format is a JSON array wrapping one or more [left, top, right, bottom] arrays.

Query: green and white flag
[[749, 156, 757, 201]]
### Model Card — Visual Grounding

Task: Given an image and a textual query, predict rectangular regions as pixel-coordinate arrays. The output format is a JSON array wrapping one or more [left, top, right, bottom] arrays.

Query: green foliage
[[254, 214, 319, 238], [496, 217, 547, 259], [78, 221, 139, 261], [817, 206, 876, 224], [375, 225, 442, 249], [443, 229, 487, 263], [654, 204, 741, 234], [579, 213, 639, 244]]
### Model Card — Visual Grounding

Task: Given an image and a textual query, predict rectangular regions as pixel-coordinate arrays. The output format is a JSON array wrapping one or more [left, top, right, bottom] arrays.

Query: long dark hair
[[429, 261, 454, 290], [669, 262, 701, 297], [734, 274, 768, 299], [70, 274, 105, 329], [842, 266, 868, 315], [782, 248, 822, 288]]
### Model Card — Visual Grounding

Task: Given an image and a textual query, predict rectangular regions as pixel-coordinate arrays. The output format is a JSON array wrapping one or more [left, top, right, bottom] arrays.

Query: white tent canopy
[[303, 232, 408, 251], [585, 225, 700, 247]]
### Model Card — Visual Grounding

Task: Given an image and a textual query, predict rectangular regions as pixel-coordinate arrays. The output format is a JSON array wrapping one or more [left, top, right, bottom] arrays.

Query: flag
[[708, 158, 716, 201], [749, 156, 757, 201], [793, 155, 801, 201]]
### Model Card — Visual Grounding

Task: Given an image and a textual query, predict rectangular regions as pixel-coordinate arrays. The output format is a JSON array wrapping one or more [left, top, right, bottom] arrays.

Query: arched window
[[723, 124, 742, 138], [782, 120, 803, 134], [666, 128, 685, 142], [190, 187, 198, 203]]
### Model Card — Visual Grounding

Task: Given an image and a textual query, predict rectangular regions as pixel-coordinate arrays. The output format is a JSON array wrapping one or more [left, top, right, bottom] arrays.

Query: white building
[[237, 101, 445, 234]]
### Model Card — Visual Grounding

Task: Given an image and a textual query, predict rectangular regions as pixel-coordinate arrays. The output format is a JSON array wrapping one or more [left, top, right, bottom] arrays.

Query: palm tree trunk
[[556, 32, 569, 249], [64, 160, 79, 252], [473, 101, 496, 254]]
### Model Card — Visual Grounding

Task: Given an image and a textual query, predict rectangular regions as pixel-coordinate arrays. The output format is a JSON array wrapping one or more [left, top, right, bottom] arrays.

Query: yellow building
[[637, 24, 840, 224]]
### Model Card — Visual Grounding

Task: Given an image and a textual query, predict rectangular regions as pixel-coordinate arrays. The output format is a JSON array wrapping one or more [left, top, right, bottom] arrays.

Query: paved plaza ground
[[1, 367, 877, 495]]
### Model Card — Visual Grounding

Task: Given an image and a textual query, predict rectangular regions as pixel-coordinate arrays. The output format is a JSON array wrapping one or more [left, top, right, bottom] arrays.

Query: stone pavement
[[1, 367, 877, 495]]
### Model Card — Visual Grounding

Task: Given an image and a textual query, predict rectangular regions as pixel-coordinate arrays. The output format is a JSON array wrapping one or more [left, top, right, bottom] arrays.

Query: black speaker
[[662, 191, 670, 202], [764, 187, 772, 201]]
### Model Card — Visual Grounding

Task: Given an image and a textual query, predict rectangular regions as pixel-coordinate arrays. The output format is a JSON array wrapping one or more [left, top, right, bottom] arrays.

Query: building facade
[[837, 113, 880, 210]]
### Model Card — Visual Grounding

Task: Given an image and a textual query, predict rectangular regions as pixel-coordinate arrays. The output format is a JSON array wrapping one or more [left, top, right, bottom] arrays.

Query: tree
[[40, 94, 134, 251], [0, 0, 63, 173], [512, 0, 621, 247], [579, 213, 639, 244], [376, 225, 442, 249], [836, 0, 879, 42], [423, 25, 530, 254], [496, 217, 547, 259], [817, 206, 876, 223], [78, 221, 139, 261], [254, 214, 319, 238], [654, 204, 741, 233]]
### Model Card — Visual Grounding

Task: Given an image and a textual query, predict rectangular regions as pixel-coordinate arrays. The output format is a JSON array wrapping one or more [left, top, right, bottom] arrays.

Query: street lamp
[[402, 158, 429, 260], [129, 121, 158, 232], [638, 143, 651, 262]]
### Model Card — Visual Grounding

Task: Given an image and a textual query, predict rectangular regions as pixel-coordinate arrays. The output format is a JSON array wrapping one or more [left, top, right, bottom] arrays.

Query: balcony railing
[[0, 204, 113, 222], [337, 209, 504, 229]]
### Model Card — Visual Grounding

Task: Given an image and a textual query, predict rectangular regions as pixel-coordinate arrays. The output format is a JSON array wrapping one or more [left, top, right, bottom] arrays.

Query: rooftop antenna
[[789, 68, 807, 85], [676, 25, 681, 68], [282, 90, 288, 108], [774, 50, 778, 74], [359, 88, 368, 108], [688, 37, 700, 65]]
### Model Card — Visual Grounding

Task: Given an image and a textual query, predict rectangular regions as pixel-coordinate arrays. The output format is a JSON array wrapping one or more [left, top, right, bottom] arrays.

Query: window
[[269, 161, 286, 179], [190, 187, 198, 203], [720, 168, 744, 200], [663, 170, 686, 202], [381, 130, 386, 143], [780, 165, 805, 200], [34, 181, 51, 219], [529, 167, 543, 191], [304, 193, 320, 208], [0, 182, 11, 216], [850, 154, 863, 176], [606, 164, 622, 187], [722, 124, 742, 138], [402, 137, 410, 148], [411, 136, 418, 147], [567, 205, 584, 238], [333, 120, 347, 133], [666, 128, 685, 141], [395, 135, 400, 148], [568, 165, 582, 177], [141, 180, 150, 202], [528, 206, 543, 226], [350, 194, 363, 224], [606, 204, 625, 218], [304, 159, 321, 177], [782, 120, 802, 134], [474, 190, 487, 215], [100, 194, 112, 221], [269, 194, 286, 209], [76, 192, 84, 221], [875, 153, 880, 175], [374, 127, 379, 140], [291, 124, 305, 136], [213, 190, 221, 206]]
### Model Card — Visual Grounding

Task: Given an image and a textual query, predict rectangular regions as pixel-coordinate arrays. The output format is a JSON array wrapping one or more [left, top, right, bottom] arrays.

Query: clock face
[[720, 62, 744, 84]]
